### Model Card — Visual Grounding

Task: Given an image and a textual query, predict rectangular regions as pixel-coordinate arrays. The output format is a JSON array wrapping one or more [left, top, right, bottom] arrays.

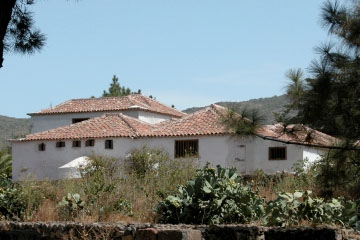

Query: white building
[[11, 95, 337, 180]]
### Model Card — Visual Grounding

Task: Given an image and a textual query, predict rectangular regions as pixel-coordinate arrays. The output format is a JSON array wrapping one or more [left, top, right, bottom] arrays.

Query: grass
[[18, 147, 198, 222], [9, 151, 353, 224]]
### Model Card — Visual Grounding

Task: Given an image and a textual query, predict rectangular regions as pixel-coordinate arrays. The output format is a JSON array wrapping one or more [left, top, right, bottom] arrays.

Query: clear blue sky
[[0, 0, 330, 118]]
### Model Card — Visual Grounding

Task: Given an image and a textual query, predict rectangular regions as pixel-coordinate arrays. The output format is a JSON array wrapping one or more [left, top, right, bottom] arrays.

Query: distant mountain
[[183, 95, 291, 124], [0, 115, 31, 150]]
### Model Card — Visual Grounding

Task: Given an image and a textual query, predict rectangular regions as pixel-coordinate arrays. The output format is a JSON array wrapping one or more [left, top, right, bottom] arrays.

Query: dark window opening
[[85, 139, 95, 147], [105, 140, 113, 149], [38, 143, 46, 151], [175, 140, 198, 158], [269, 147, 287, 160], [56, 141, 65, 148], [72, 140, 81, 148], [72, 118, 90, 124]]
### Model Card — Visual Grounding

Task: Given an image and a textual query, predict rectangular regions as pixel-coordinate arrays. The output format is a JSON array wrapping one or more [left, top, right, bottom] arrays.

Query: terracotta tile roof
[[28, 94, 186, 118], [18, 114, 155, 141], [146, 104, 230, 137], [255, 124, 339, 147], [15, 104, 337, 148]]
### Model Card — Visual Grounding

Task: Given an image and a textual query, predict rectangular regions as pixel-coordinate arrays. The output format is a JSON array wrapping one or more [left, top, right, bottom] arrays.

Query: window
[[175, 140, 198, 158], [72, 140, 81, 148], [56, 141, 65, 148], [72, 118, 89, 124], [85, 139, 95, 147], [269, 147, 287, 160], [38, 143, 46, 151], [105, 140, 113, 149]]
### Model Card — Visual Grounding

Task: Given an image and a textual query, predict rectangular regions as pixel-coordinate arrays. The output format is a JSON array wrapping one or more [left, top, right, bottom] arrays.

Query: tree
[[284, 68, 305, 110], [222, 107, 265, 137], [287, 0, 360, 140], [102, 75, 141, 97], [0, 0, 45, 68], [285, 0, 360, 197]]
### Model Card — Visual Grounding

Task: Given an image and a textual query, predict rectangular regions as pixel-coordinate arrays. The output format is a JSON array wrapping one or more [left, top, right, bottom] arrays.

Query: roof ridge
[[133, 94, 152, 107], [139, 95, 187, 115], [56, 94, 144, 102], [116, 114, 140, 137]]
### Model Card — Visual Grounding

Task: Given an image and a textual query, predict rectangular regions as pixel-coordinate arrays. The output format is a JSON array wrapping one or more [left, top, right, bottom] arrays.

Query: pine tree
[[287, 0, 360, 141], [0, 0, 45, 68], [285, 0, 360, 197], [102, 75, 142, 97]]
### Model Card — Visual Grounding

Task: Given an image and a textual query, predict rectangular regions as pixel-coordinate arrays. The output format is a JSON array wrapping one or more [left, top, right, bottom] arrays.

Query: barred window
[[175, 140, 198, 158], [85, 139, 95, 147], [269, 147, 287, 160], [56, 141, 65, 148], [72, 140, 81, 148]]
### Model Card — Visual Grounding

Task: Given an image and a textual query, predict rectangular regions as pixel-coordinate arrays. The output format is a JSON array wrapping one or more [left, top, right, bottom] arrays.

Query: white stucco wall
[[30, 112, 114, 133], [12, 135, 330, 181], [12, 138, 134, 180], [30, 111, 174, 133], [303, 147, 326, 168], [137, 111, 172, 124]]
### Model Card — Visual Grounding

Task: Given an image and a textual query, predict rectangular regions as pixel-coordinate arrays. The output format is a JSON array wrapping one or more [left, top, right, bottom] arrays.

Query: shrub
[[0, 151, 11, 177], [58, 193, 85, 220], [79, 155, 119, 204], [315, 148, 360, 199], [125, 145, 171, 177], [122, 146, 198, 222], [264, 190, 355, 228], [342, 200, 360, 231], [0, 174, 27, 220], [156, 164, 265, 224]]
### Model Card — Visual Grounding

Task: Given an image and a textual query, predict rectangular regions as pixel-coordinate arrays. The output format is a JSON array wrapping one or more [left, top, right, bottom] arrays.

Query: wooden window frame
[[56, 141, 65, 148], [72, 140, 81, 148], [105, 140, 113, 150], [174, 139, 199, 158], [38, 143, 46, 151], [268, 147, 287, 160], [85, 139, 95, 147]]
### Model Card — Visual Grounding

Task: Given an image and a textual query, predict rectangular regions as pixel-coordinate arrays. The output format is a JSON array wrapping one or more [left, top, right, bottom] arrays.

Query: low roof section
[[13, 104, 338, 148], [27, 94, 186, 119], [15, 113, 155, 141]]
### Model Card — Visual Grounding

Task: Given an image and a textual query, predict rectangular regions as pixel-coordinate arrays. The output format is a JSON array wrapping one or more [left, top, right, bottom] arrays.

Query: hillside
[[0, 115, 31, 150], [183, 95, 290, 124]]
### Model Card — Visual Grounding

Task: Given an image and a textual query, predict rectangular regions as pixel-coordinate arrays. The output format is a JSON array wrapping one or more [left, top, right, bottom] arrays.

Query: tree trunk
[[0, 0, 16, 68]]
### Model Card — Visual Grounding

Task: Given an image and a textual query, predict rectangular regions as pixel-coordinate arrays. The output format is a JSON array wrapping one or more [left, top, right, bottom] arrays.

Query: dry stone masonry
[[0, 222, 358, 240]]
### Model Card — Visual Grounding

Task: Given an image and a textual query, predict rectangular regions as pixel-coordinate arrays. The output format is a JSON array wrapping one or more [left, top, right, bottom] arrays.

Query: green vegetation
[[0, 115, 30, 150], [157, 164, 360, 230], [102, 75, 141, 97], [0, 147, 357, 231], [0, 150, 12, 177], [222, 107, 265, 136], [0, 174, 27, 221], [1, 0, 46, 68], [283, 0, 360, 199], [156, 164, 264, 224], [4, 147, 197, 222]]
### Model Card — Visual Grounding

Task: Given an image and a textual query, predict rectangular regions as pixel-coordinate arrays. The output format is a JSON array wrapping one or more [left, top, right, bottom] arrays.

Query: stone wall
[[0, 222, 358, 240]]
